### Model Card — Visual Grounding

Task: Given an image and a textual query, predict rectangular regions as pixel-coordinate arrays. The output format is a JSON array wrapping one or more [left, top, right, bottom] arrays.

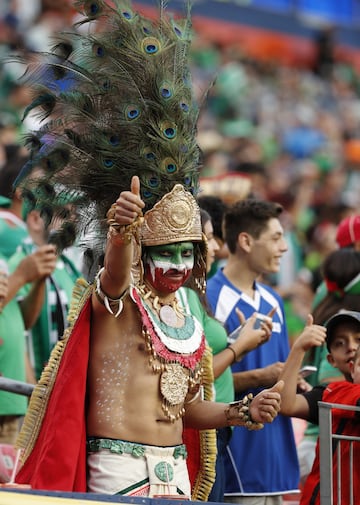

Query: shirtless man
[[86, 176, 283, 496], [16, 177, 283, 498]]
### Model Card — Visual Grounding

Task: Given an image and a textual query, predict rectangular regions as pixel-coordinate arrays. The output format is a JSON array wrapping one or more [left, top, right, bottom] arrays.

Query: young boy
[[279, 310, 360, 505]]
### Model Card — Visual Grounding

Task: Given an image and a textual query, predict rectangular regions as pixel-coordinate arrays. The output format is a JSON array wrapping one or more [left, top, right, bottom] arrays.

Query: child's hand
[[293, 314, 327, 352]]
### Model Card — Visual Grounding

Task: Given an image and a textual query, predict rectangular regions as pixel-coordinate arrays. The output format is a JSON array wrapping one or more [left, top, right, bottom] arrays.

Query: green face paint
[[144, 242, 194, 293]]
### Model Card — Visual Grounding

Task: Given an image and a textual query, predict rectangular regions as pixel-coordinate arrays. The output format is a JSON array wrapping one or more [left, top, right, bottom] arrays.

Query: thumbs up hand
[[292, 314, 327, 354], [249, 380, 284, 424], [113, 175, 145, 226]]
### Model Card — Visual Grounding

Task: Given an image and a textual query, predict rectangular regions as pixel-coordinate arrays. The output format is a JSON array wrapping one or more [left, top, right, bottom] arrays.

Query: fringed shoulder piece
[[15, 277, 91, 463], [190, 343, 217, 501]]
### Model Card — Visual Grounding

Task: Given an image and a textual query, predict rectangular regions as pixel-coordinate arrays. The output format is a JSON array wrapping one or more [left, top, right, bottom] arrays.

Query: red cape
[[15, 297, 91, 491]]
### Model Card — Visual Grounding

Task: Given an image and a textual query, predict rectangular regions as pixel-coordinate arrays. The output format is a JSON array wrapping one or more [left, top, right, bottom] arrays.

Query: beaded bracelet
[[224, 394, 264, 431]]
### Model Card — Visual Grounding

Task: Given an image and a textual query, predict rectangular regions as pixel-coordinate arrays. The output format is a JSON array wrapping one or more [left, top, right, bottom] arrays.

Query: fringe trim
[[15, 277, 91, 464], [191, 344, 217, 501]]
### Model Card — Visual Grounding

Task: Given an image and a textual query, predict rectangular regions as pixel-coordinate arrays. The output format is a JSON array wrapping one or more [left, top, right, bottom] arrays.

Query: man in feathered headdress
[[13, 0, 283, 498], [15, 173, 284, 498]]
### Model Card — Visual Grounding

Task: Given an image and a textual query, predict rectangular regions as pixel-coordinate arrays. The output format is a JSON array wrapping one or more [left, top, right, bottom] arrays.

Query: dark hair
[[200, 208, 211, 230], [0, 146, 28, 199], [224, 198, 283, 254], [313, 249, 360, 325], [197, 195, 228, 241]]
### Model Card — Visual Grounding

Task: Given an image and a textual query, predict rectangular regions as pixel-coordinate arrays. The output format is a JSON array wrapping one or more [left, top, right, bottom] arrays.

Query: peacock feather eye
[[183, 73, 191, 87], [161, 122, 177, 140], [41, 148, 70, 172], [103, 158, 114, 169], [141, 37, 160, 55], [183, 176, 192, 186], [101, 79, 111, 90], [161, 157, 177, 174], [125, 105, 140, 121], [84, 1, 101, 17], [121, 10, 134, 20], [142, 147, 156, 161], [93, 44, 105, 57], [109, 135, 120, 146], [180, 101, 189, 113], [142, 189, 153, 198], [147, 175, 159, 188], [160, 82, 173, 99], [174, 26, 182, 37]]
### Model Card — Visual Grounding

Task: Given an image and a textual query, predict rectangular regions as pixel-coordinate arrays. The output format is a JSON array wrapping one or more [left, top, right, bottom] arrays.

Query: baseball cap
[[336, 215, 360, 248], [325, 310, 360, 351]]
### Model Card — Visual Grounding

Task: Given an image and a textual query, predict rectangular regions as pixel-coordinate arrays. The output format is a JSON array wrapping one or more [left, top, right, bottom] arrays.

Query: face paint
[[144, 242, 194, 293]]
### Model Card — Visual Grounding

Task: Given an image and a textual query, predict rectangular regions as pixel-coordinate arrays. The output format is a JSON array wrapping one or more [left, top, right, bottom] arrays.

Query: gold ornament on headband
[[141, 185, 202, 247]]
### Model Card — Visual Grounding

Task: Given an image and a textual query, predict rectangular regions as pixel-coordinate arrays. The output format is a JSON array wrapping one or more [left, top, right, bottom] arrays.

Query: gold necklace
[[139, 283, 185, 328]]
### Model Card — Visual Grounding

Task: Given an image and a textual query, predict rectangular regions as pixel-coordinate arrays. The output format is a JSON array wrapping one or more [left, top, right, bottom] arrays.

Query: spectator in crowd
[[335, 214, 360, 249], [279, 309, 360, 505], [0, 245, 57, 445], [181, 208, 273, 502], [296, 247, 360, 485], [312, 214, 360, 308], [8, 203, 81, 380], [206, 198, 305, 504], [197, 195, 229, 278], [0, 145, 28, 258]]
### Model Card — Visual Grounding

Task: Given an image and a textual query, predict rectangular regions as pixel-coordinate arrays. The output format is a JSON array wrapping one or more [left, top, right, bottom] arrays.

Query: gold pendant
[[160, 363, 188, 406]]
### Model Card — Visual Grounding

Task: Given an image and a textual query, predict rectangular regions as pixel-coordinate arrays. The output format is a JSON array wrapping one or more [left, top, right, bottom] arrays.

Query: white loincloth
[[87, 439, 191, 498]]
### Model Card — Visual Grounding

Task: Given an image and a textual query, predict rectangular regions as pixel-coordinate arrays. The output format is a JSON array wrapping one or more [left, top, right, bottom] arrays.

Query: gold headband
[[141, 184, 202, 246], [129, 185, 206, 291]]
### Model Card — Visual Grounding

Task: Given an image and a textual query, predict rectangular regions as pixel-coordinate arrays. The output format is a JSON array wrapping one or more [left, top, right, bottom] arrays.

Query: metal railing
[[318, 401, 360, 505]]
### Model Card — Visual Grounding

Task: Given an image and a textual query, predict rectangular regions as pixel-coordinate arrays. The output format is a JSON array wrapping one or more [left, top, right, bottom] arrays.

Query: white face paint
[[148, 256, 194, 277], [144, 242, 195, 293]]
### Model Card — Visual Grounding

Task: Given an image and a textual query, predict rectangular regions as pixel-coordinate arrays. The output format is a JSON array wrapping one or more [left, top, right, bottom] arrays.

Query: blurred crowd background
[[1, 0, 360, 342]]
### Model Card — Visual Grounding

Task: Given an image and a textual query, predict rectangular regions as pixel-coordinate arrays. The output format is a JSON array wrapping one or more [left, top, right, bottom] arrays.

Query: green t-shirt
[[178, 287, 234, 404], [0, 211, 28, 259], [0, 255, 27, 416], [9, 239, 81, 379]]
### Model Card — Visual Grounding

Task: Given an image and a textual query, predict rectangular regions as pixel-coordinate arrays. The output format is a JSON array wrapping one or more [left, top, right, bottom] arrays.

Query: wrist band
[[106, 203, 143, 246], [224, 394, 264, 431], [227, 345, 237, 364], [107, 225, 133, 246], [95, 267, 128, 317]]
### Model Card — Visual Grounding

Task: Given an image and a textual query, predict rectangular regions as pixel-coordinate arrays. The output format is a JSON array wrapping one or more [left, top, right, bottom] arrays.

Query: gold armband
[[107, 225, 133, 246], [106, 204, 143, 246], [95, 267, 128, 317], [224, 394, 264, 431]]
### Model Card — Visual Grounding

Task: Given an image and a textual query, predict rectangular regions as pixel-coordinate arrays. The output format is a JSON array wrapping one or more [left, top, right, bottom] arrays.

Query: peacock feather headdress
[[15, 0, 202, 264]]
